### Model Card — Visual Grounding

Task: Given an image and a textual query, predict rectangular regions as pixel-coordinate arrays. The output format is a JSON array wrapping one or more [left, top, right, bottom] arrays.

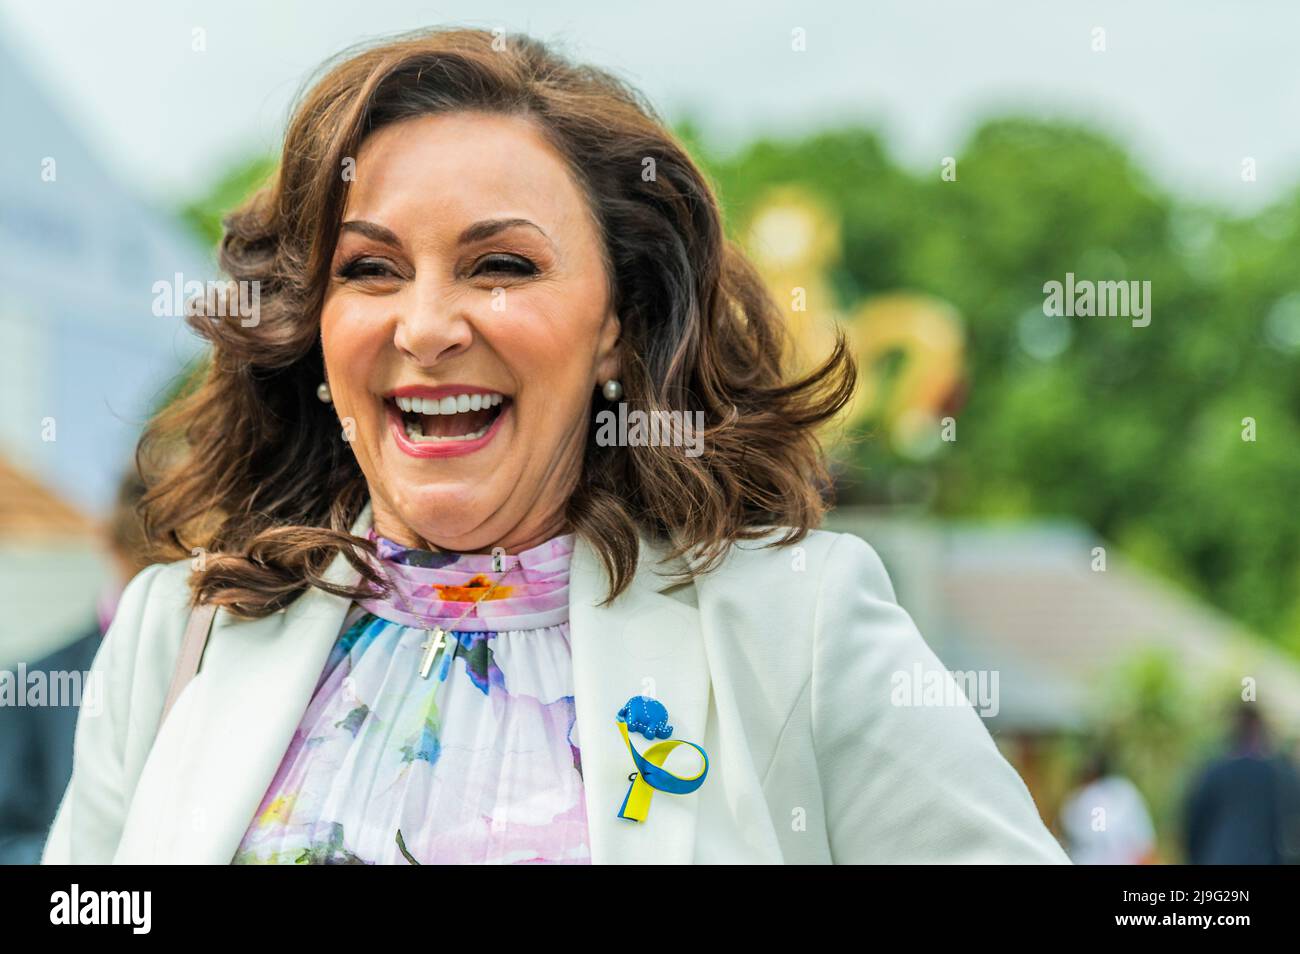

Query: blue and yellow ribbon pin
[[615, 695, 709, 822]]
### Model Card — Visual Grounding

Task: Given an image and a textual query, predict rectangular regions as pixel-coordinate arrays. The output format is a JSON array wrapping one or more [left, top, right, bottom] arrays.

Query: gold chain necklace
[[417, 554, 517, 680]]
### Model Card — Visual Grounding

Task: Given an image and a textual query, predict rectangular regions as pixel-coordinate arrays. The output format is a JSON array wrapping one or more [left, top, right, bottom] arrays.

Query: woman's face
[[320, 111, 620, 553]]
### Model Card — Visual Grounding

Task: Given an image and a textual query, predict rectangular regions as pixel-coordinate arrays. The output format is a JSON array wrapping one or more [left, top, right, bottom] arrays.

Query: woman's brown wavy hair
[[140, 27, 856, 619]]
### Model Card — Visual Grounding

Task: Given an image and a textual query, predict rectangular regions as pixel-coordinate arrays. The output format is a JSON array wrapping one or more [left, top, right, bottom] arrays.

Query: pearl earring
[[316, 382, 332, 404], [601, 379, 623, 401]]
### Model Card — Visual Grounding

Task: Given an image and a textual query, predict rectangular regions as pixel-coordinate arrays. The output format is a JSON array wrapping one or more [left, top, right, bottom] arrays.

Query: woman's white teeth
[[395, 391, 504, 442], [394, 392, 504, 414], [404, 420, 493, 443]]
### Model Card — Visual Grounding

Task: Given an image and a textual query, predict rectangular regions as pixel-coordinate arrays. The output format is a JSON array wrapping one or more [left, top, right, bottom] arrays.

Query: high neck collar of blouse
[[357, 530, 575, 631]]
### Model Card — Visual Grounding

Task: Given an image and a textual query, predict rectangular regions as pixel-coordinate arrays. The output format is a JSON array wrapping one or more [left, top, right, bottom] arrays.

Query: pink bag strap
[[159, 601, 218, 727]]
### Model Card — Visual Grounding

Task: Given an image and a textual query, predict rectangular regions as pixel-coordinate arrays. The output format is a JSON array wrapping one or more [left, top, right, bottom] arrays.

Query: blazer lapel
[[120, 505, 372, 863], [569, 534, 711, 864]]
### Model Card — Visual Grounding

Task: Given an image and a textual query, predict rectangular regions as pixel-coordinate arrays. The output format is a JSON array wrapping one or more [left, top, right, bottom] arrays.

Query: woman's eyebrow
[[339, 219, 404, 248], [458, 217, 552, 247], [339, 217, 553, 250]]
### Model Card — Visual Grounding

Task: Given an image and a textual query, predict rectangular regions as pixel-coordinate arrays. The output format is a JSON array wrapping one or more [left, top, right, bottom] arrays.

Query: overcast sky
[[3, 0, 1297, 214]]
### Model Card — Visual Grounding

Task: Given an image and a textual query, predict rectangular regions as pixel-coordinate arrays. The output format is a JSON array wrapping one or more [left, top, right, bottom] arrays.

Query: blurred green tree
[[698, 118, 1300, 653], [179, 155, 277, 250]]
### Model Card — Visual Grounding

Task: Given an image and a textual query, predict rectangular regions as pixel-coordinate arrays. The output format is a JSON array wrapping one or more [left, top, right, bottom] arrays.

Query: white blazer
[[42, 503, 1068, 864]]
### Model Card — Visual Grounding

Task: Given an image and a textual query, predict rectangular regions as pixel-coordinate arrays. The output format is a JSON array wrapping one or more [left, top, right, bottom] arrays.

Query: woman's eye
[[473, 254, 538, 278], [337, 257, 396, 280]]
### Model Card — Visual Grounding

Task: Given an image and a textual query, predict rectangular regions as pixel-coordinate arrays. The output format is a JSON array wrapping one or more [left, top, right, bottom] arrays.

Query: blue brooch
[[615, 694, 708, 822], [617, 695, 674, 740]]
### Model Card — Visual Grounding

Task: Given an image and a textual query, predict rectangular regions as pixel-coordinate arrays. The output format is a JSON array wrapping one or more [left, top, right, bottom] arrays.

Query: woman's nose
[[392, 281, 474, 366]]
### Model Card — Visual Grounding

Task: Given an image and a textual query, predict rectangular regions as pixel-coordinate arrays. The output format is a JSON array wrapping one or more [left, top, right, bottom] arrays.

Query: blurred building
[[828, 510, 1300, 728], [0, 29, 208, 661], [827, 508, 1300, 827], [0, 28, 208, 515]]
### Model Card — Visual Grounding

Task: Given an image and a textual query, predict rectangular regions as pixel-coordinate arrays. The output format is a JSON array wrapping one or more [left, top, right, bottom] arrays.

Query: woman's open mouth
[[386, 388, 511, 458]]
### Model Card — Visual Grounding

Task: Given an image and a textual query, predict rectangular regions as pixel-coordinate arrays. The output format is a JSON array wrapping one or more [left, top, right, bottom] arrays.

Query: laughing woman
[[43, 28, 1066, 865]]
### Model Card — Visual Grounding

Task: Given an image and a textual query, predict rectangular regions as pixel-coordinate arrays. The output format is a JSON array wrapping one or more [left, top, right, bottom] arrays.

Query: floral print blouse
[[232, 532, 589, 864]]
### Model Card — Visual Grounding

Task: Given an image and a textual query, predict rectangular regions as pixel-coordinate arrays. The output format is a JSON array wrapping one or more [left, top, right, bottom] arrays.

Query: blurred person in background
[[1059, 748, 1157, 865], [1184, 703, 1300, 865], [0, 469, 149, 864]]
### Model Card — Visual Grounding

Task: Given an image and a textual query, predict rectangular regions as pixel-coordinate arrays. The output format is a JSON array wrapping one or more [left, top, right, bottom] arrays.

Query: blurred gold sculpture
[[744, 186, 966, 458], [743, 185, 843, 379], [848, 293, 965, 459]]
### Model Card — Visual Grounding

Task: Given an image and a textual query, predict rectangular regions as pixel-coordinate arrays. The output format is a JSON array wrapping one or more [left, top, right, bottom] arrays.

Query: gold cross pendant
[[419, 627, 450, 680]]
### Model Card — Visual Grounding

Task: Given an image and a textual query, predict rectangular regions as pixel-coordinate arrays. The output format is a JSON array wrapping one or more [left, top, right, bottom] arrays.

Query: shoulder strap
[[159, 601, 218, 728]]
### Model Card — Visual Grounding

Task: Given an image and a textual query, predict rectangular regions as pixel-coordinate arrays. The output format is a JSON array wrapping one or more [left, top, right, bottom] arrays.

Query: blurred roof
[[826, 510, 1300, 733], [0, 454, 94, 540], [0, 453, 107, 667], [939, 522, 1233, 677]]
